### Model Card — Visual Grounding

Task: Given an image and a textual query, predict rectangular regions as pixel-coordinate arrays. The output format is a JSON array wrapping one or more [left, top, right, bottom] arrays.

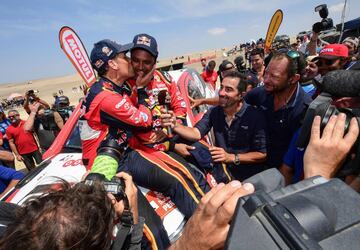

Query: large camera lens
[[297, 93, 359, 149]]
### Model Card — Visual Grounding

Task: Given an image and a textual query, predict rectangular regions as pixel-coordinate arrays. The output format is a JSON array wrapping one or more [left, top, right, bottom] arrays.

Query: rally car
[[1, 68, 215, 243]]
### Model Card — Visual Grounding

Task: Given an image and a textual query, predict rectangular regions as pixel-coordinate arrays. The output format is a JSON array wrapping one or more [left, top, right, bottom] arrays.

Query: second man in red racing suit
[[126, 33, 211, 197]]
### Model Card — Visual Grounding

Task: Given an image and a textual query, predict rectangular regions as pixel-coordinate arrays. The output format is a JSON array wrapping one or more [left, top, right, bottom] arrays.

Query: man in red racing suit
[[82, 39, 207, 225], [126, 69, 187, 151], [127, 32, 210, 193]]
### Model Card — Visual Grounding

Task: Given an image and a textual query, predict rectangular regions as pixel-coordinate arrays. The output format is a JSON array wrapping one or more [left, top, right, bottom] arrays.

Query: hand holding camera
[[110, 172, 139, 224], [85, 171, 139, 224], [25, 90, 39, 104], [304, 114, 359, 179], [29, 102, 41, 114]]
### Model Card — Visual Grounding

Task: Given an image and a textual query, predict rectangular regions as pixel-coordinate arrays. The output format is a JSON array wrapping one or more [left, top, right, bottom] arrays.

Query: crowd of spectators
[[0, 17, 360, 249], [0, 89, 74, 202]]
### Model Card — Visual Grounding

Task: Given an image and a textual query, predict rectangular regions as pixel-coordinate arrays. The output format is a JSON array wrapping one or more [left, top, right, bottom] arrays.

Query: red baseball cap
[[317, 44, 349, 59]]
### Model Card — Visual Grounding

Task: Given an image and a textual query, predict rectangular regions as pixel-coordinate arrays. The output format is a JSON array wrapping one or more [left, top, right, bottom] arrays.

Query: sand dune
[[1, 47, 238, 106]]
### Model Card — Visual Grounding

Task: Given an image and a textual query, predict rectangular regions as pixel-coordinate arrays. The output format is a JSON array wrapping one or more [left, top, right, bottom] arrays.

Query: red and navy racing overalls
[[80, 76, 206, 218]]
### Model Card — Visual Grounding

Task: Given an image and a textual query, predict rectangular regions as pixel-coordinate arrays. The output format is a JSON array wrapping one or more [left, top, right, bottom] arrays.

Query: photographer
[[23, 90, 49, 115], [24, 102, 64, 151], [0, 172, 143, 250], [54, 95, 74, 124], [170, 113, 358, 249]]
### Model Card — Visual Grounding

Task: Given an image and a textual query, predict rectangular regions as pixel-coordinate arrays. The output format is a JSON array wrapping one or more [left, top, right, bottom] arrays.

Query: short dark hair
[[96, 64, 109, 77], [250, 48, 264, 59], [223, 70, 247, 94], [271, 51, 306, 78], [208, 60, 216, 68], [0, 181, 115, 249]]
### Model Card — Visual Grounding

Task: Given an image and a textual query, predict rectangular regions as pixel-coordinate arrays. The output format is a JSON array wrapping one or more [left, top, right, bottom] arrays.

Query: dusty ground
[[1, 48, 241, 171]]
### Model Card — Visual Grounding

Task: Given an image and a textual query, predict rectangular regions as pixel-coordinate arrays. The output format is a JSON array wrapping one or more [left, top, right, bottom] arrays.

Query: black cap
[[131, 33, 158, 58]]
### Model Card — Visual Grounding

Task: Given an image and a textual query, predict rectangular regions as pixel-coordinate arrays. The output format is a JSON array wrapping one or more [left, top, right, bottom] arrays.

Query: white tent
[[7, 93, 23, 101]]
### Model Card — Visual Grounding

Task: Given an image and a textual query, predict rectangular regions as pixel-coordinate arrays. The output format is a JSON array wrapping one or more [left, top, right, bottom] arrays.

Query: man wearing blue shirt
[[245, 50, 312, 169], [161, 71, 267, 181], [0, 150, 24, 199]]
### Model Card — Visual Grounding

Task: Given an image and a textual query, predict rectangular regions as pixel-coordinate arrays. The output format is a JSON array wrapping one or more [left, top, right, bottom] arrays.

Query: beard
[[219, 96, 239, 108]]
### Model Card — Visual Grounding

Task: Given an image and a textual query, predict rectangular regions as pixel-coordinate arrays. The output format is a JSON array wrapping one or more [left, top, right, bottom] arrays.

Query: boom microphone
[[158, 90, 173, 137], [322, 70, 360, 97]]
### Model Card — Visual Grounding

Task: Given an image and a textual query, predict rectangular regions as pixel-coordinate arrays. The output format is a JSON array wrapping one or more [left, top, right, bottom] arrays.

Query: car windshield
[[63, 122, 82, 152]]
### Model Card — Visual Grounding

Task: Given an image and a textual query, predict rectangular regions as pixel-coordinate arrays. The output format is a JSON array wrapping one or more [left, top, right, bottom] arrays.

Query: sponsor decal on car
[[146, 191, 176, 219]]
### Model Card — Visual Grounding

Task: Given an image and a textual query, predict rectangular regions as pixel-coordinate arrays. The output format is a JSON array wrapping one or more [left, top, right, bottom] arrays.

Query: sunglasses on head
[[277, 49, 301, 73], [277, 49, 300, 59]]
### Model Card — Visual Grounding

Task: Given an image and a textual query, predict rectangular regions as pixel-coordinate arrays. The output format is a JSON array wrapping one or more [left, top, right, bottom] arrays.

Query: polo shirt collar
[[288, 83, 301, 108], [235, 102, 249, 118], [265, 83, 301, 110]]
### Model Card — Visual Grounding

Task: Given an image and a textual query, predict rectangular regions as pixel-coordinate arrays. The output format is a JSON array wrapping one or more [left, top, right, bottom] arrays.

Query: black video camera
[[26, 90, 39, 104], [296, 92, 360, 177], [226, 169, 360, 249], [103, 176, 126, 202], [85, 173, 126, 202], [312, 4, 334, 33]]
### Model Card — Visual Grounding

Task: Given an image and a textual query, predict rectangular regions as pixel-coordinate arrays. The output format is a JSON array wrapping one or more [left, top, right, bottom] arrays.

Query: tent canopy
[[7, 93, 24, 101]]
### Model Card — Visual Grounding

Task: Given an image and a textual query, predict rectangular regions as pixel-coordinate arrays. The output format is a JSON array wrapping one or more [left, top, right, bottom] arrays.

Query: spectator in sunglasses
[[313, 44, 349, 76], [6, 110, 42, 171]]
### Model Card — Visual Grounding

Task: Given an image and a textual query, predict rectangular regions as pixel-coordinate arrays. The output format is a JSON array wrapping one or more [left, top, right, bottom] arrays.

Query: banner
[[59, 26, 96, 86], [264, 9, 283, 53]]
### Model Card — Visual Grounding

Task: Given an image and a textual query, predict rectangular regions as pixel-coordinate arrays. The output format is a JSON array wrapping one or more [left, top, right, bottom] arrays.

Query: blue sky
[[0, 0, 359, 84]]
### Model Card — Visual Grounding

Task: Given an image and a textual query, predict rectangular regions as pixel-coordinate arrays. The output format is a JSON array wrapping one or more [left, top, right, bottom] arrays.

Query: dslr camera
[[226, 169, 360, 249], [85, 173, 126, 202], [296, 70, 360, 177], [312, 4, 334, 33], [26, 89, 39, 104]]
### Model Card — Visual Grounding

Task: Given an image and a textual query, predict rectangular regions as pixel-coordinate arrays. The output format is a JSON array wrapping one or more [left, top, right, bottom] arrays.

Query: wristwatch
[[234, 154, 240, 165]]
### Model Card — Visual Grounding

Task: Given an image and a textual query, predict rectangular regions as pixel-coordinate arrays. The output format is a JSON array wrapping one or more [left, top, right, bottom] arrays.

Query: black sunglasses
[[316, 58, 338, 67]]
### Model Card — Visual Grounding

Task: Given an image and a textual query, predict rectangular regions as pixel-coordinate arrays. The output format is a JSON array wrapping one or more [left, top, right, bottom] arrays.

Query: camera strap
[[112, 200, 134, 250]]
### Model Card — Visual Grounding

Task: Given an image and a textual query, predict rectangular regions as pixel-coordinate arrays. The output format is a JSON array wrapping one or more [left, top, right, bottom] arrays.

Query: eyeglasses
[[8, 114, 19, 119]]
